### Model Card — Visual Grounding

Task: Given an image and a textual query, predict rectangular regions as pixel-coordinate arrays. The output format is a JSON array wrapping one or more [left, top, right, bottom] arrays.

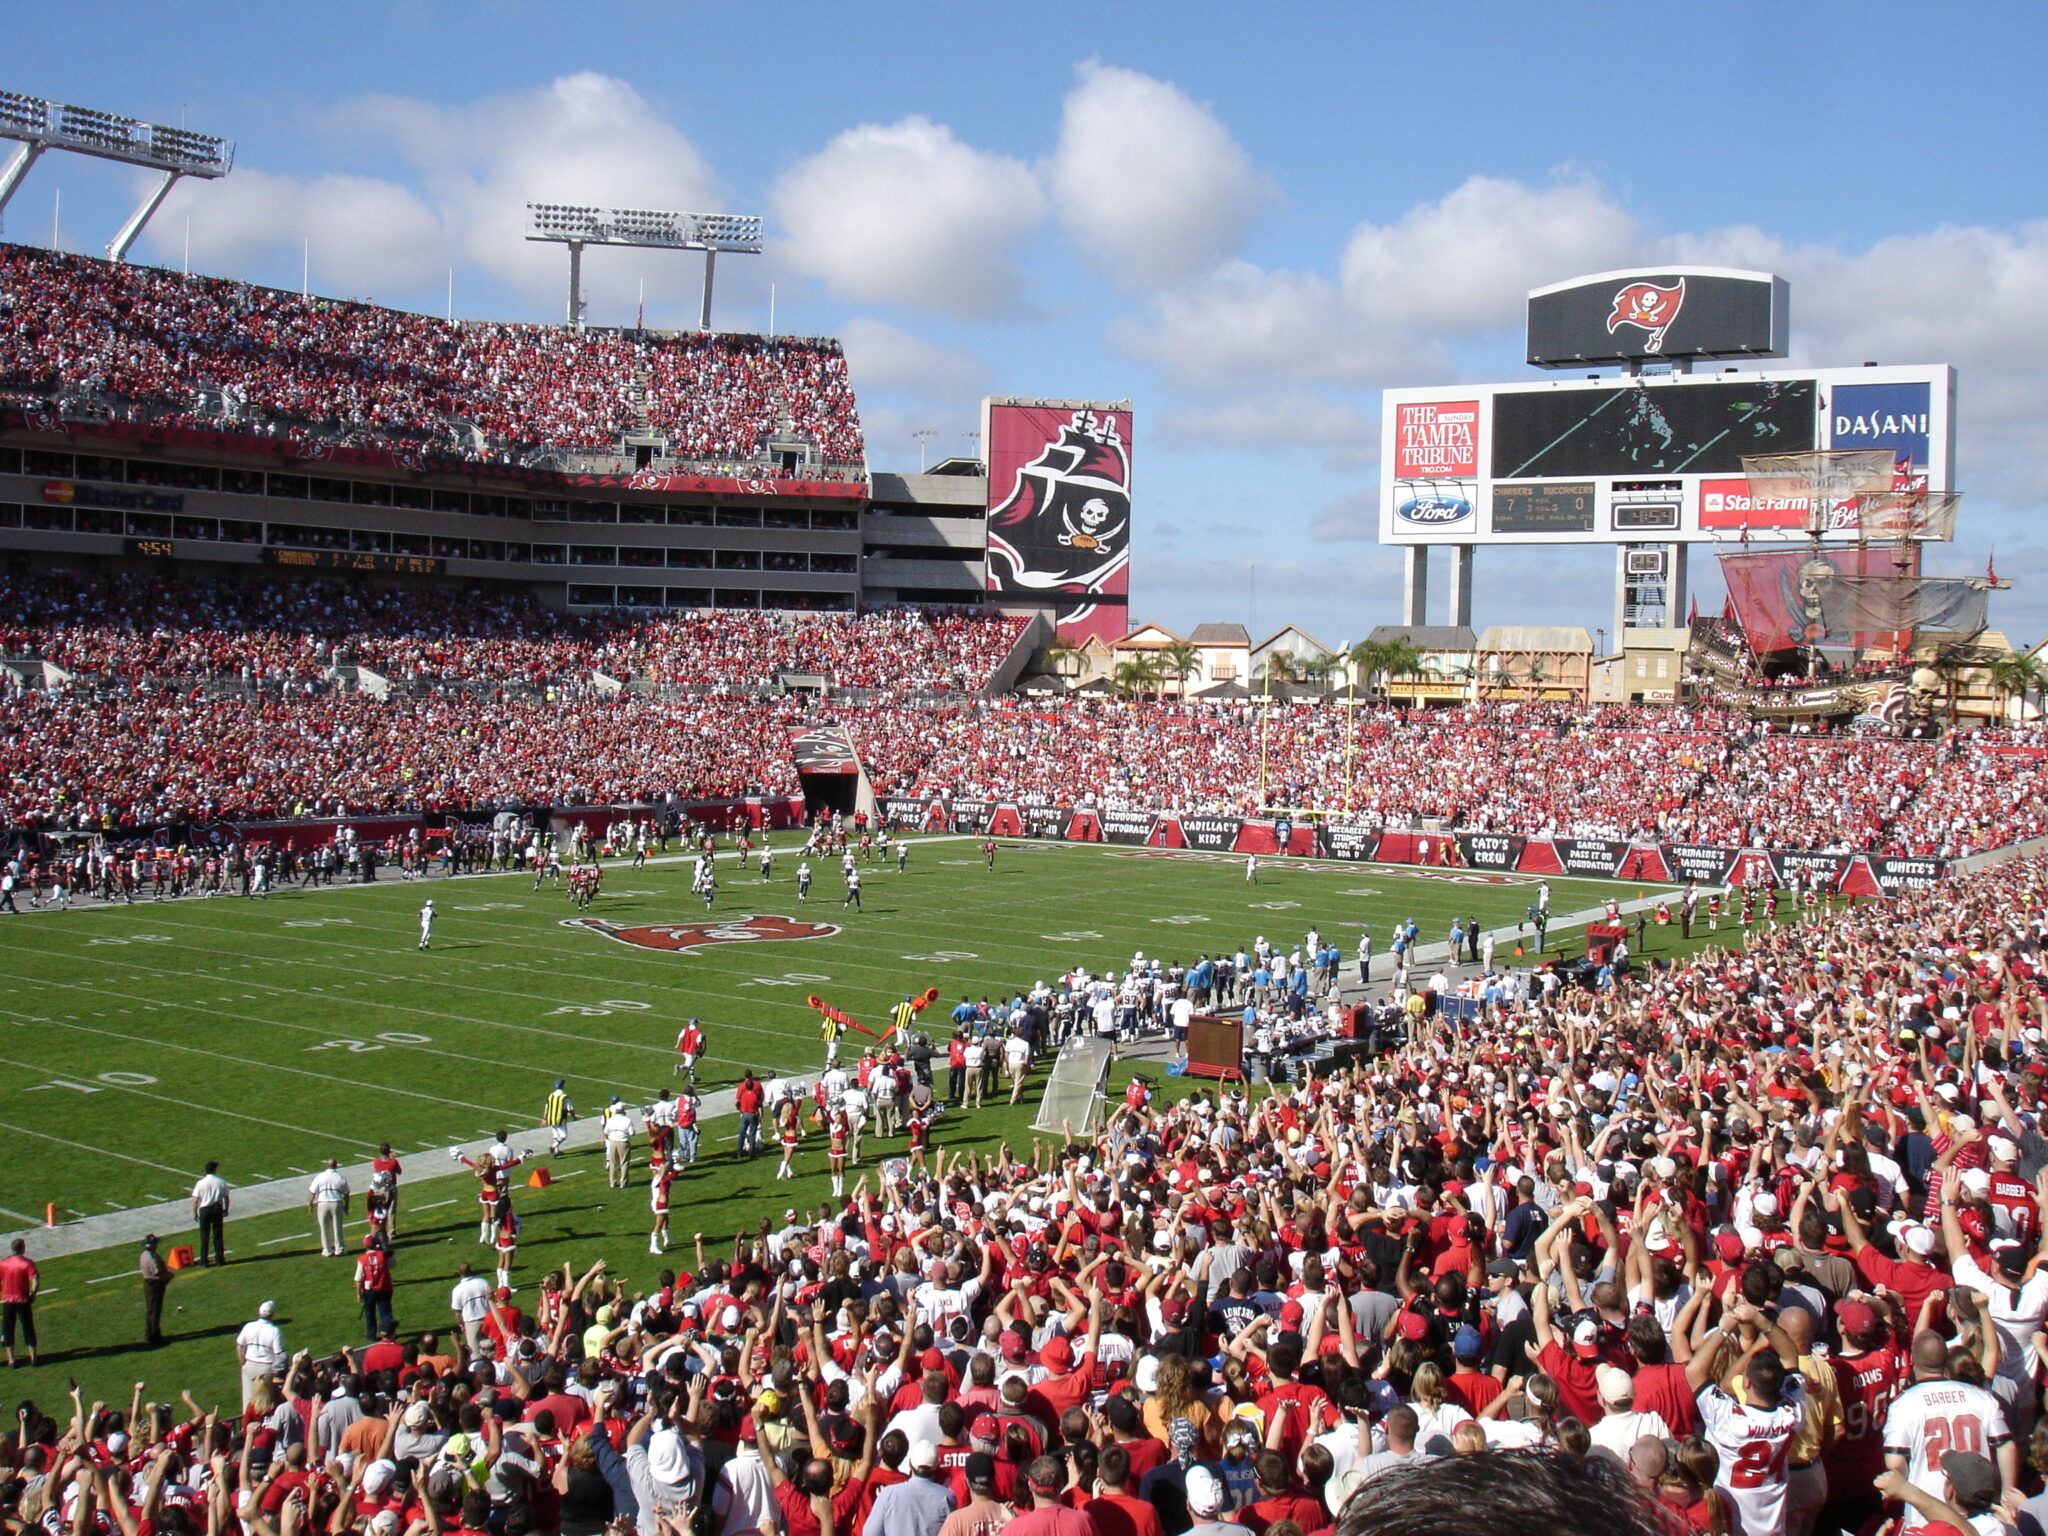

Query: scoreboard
[[1380, 364, 1953, 546]]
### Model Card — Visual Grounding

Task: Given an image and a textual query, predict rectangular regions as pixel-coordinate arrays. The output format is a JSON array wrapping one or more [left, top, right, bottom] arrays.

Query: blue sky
[[11, 1, 2048, 647]]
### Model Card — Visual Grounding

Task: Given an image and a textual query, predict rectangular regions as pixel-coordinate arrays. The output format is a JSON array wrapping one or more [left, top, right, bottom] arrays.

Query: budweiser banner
[[983, 398, 1133, 644], [1456, 832, 1526, 870], [1098, 809, 1158, 845]]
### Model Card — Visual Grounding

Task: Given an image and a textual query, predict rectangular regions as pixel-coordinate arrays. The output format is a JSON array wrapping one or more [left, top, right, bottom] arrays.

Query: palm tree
[[1257, 651, 1304, 689], [1297, 652, 1341, 692], [1158, 641, 1203, 698], [1111, 654, 1166, 700], [1486, 664, 1519, 699], [1347, 635, 1424, 698], [1521, 657, 1552, 698], [1983, 652, 2045, 723], [1043, 639, 1082, 680]]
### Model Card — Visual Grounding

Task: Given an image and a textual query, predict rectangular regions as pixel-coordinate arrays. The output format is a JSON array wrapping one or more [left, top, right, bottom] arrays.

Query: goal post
[[1032, 1036, 1114, 1137]]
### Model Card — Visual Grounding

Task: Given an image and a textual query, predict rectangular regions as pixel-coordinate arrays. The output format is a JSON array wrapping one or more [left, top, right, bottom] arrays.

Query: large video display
[[1379, 365, 1952, 546]]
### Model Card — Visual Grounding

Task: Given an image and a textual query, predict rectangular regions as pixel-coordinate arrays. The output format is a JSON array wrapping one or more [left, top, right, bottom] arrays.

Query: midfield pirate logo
[[563, 914, 840, 951]]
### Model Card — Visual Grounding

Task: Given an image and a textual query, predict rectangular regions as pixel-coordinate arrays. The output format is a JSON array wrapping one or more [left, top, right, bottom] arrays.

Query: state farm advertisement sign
[[1395, 401, 1480, 478], [1699, 479, 1808, 530]]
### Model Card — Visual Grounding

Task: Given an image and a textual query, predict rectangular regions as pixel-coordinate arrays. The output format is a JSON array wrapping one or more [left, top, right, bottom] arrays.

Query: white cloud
[[1159, 392, 1374, 461], [837, 318, 992, 471], [153, 168, 446, 298], [150, 74, 728, 323], [1110, 260, 1364, 385], [1309, 488, 1379, 543], [837, 317, 989, 399], [1047, 62, 1271, 288], [1117, 174, 1640, 392], [771, 116, 1044, 321], [1337, 175, 1637, 333]]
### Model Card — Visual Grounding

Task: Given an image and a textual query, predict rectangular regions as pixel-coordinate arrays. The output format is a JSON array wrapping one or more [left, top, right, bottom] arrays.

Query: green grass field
[[0, 834, 1671, 1405]]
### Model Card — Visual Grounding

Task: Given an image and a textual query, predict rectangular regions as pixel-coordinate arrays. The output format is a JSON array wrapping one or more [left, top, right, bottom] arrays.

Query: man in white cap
[[1181, 1464, 1241, 1536], [1587, 1364, 1671, 1462], [628, 1416, 701, 1536], [235, 1299, 285, 1408]]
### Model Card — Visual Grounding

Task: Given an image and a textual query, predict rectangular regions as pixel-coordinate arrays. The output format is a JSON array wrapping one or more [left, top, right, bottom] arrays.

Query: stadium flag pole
[[1258, 666, 1271, 806], [769, 283, 776, 337], [448, 268, 454, 322], [302, 237, 308, 296], [1344, 671, 1356, 810]]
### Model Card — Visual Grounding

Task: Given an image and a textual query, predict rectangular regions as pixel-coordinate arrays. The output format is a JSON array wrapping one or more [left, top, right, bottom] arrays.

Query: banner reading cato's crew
[[984, 397, 1133, 645]]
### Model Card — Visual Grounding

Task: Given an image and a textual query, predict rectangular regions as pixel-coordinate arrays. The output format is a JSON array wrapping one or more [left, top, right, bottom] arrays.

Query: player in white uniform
[[1691, 1305, 1808, 1536], [418, 899, 435, 950], [1883, 1331, 2015, 1532]]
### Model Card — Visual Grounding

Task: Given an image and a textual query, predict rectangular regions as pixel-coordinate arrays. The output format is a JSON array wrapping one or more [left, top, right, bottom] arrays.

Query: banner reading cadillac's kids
[[983, 398, 1133, 645]]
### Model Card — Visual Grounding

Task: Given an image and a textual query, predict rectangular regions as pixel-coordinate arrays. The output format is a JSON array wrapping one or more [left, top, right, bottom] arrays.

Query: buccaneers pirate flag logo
[[1606, 279, 1686, 354], [986, 408, 1131, 625], [563, 914, 840, 951]]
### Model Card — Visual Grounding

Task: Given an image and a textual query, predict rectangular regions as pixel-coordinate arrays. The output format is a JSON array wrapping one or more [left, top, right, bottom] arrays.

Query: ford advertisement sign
[[1394, 479, 1475, 529]]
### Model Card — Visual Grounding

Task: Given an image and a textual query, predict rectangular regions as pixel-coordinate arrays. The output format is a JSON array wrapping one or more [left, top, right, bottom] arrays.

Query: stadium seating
[[0, 244, 863, 464], [2, 576, 2044, 857]]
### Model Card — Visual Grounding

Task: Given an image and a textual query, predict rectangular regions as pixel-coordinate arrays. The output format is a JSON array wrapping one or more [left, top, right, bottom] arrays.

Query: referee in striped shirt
[[542, 1081, 575, 1155]]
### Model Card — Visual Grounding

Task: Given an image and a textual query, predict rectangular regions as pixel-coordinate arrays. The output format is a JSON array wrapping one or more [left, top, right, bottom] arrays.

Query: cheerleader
[[493, 1200, 522, 1292], [905, 1107, 932, 1176], [649, 1153, 676, 1254], [827, 1109, 848, 1198], [1707, 892, 1722, 931], [775, 1096, 802, 1180], [1654, 899, 1672, 928]]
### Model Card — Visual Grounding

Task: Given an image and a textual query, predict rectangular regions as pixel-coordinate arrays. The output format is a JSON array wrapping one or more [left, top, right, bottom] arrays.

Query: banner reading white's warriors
[[983, 398, 1133, 645]]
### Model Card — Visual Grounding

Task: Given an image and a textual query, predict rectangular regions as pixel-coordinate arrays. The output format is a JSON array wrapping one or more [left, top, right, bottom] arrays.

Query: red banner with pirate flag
[[983, 399, 1132, 644]]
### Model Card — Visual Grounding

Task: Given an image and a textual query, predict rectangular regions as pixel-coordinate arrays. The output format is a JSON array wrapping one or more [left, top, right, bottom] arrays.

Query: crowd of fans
[[0, 574, 1023, 693], [1, 675, 2043, 857], [14, 849, 2048, 1536], [0, 244, 864, 465], [0, 573, 2042, 855]]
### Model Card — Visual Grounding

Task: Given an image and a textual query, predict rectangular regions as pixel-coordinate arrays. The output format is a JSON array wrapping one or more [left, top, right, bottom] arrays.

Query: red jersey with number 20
[[1883, 1379, 2010, 1532]]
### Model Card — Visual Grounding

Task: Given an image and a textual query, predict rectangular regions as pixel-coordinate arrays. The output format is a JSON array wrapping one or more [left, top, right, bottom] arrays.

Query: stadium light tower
[[525, 203, 762, 331], [0, 90, 233, 261]]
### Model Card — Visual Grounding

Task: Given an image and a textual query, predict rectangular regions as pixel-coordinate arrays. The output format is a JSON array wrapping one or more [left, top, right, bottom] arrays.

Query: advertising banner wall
[[1456, 832, 1527, 870], [1554, 837, 1631, 878], [983, 399, 1133, 645], [857, 800, 1955, 888], [1098, 809, 1158, 845], [1319, 824, 1384, 862], [1177, 814, 1243, 851], [1021, 804, 1071, 839]]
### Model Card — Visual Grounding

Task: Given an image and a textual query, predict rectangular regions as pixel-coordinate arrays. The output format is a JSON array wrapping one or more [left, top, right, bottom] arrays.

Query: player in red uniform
[[675, 1018, 704, 1083]]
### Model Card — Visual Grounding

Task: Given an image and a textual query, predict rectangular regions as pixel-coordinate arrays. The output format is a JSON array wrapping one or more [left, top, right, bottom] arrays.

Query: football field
[[0, 833, 1673, 1400]]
